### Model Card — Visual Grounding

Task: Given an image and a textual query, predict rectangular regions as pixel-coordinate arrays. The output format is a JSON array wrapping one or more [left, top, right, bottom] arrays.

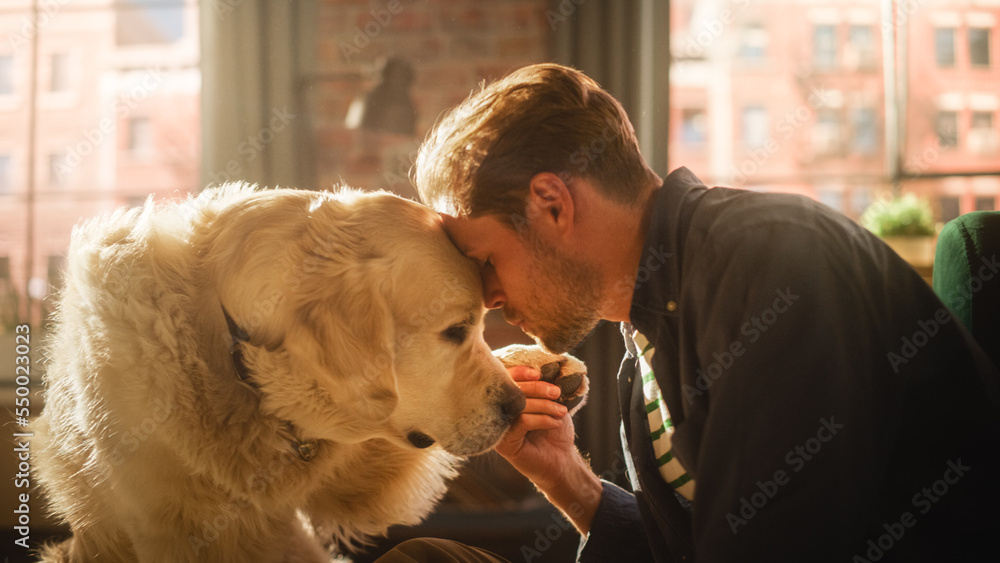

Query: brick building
[[668, 0, 999, 221], [0, 0, 200, 328]]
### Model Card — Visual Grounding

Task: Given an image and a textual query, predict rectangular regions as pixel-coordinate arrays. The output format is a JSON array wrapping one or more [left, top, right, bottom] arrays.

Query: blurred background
[[1, 0, 998, 561]]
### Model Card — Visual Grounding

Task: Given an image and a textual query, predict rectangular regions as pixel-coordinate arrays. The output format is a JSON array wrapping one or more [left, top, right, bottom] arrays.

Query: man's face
[[441, 213, 602, 353]]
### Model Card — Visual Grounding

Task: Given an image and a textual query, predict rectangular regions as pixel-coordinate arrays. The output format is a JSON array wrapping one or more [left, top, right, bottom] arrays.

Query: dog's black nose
[[407, 431, 435, 449], [499, 386, 527, 424]]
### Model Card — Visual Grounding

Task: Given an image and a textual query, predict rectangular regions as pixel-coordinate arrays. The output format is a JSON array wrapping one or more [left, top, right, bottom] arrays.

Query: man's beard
[[507, 230, 603, 354]]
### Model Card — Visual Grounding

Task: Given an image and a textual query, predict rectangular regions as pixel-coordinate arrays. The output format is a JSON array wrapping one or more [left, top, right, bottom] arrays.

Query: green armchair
[[932, 211, 1000, 368]]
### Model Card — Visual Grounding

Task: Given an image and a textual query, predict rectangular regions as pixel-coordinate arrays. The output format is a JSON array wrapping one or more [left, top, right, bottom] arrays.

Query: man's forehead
[[439, 213, 505, 253]]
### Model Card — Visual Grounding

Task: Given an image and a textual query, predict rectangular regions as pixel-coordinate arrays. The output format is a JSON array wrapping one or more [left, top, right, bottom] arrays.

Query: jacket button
[[667, 301, 677, 312]]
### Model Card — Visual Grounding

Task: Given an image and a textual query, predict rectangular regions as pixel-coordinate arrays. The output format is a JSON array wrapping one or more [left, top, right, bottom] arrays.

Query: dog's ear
[[283, 259, 399, 439]]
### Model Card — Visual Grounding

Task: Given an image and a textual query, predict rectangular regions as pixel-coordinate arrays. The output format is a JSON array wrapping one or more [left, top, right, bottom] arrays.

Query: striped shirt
[[632, 329, 696, 500]]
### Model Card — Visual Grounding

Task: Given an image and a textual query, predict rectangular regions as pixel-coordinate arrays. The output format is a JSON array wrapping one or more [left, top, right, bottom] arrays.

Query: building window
[[50, 52, 70, 92], [817, 188, 843, 210], [0, 55, 12, 96], [940, 196, 961, 222], [969, 111, 996, 153], [128, 117, 153, 155], [0, 153, 11, 194], [739, 23, 767, 62], [969, 28, 991, 67], [813, 109, 842, 155], [851, 107, 878, 155], [935, 28, 956, 67], [813, 25, 837, 69], [972, 111, 994, 131], [48, 152, 68, 187], [848, 25, 876, 70], [741, 106, 769, 148], [975, 196, 995, 211], [936, 111, 959, 148], [116, 2, 185, 46], [681, 109, 707, 147]]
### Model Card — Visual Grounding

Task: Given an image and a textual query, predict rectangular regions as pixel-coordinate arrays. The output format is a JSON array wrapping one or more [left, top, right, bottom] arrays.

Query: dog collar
[[221, 305, 319, 462], [222, 306, 254, 384]]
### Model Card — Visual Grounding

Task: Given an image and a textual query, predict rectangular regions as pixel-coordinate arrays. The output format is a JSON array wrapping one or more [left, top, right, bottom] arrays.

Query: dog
[[32, 184, 588, 562]]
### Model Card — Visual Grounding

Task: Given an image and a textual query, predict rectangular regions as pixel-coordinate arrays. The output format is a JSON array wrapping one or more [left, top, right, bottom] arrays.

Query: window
[[813, 25, 837, 69], [0, 153, 10, 194], [936, 111, 958, 148], [117, 0, 185, 46], [128, 117, 153, 155], [851, 108, 878, 155], [817, 188, 843, 210], [848, 25, 876, 70], [681, 109, 707, 147], [739, 23, 767, 62], [940, 196, 961, 223], [48, 152, 68, 187], [935, 28, 956, 67], [975, 196, 995, 211], [50, 52, 70, 92], [2, 0, 201, 333], [813, 109, 842, 155], [668, 0, 999, 226], [741, 106, 769, 148], [969, 28, 991, 67], [969, 111, 997, 153], [973, 111, 994, 130], [0, 55, 12, 96]]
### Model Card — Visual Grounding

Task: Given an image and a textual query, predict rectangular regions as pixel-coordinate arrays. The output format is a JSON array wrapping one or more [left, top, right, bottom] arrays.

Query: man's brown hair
[[414, 63, 659, 224]]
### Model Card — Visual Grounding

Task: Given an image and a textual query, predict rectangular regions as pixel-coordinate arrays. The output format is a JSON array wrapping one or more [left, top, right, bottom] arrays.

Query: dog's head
[[204, 186, 524, 456]]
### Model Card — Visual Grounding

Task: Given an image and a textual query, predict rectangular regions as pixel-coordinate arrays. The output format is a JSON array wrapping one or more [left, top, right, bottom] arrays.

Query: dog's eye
[[441, 324, 468, 344]]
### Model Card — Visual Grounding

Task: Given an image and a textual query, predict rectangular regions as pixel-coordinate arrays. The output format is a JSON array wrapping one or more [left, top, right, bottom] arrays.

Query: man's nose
[[483, 269, 506, 309]]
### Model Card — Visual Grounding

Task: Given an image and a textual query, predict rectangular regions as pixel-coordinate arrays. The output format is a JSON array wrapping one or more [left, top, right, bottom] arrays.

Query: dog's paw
[[493, 344, 588, 414]]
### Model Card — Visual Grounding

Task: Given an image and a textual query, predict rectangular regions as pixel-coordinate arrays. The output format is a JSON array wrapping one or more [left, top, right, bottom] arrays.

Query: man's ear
[[525, 172, 575, 240]]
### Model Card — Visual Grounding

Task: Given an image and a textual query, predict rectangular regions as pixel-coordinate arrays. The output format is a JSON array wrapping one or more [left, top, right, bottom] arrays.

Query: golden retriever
[[32, 184, 587, 562]]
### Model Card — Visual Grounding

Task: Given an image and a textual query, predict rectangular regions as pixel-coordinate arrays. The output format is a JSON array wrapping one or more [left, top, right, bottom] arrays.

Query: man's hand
[[496, 365, 604, 535]]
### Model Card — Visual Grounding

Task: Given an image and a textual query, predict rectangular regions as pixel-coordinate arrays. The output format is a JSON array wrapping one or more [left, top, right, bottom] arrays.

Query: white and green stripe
[[633, 331, 696, 500]]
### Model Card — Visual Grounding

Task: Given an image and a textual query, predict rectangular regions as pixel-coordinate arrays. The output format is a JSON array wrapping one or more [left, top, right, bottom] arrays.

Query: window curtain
[[550, 0, 671, 485], [199, 0, 317, 190]]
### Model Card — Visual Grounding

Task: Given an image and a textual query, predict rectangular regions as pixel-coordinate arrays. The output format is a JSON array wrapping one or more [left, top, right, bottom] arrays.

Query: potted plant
[[860, 193, 938, 266]]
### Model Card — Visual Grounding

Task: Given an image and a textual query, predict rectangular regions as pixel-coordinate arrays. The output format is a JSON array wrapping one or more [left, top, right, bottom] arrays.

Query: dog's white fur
[[33, 184, 533, 562]]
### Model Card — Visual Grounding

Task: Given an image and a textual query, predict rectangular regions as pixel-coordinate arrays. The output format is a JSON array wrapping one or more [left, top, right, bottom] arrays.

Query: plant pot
[[882, 235, 937, 267]]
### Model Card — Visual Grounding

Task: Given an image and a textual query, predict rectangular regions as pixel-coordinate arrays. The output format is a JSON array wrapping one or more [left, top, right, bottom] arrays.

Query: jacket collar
[[628, 167, 709, 334]]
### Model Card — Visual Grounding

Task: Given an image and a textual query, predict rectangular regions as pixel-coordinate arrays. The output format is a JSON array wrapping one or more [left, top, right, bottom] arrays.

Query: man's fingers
[[510, 413, 565, 435], [516, 380, 562, 400], [523, 397, 567, 418], [507, 365, 541, 382]]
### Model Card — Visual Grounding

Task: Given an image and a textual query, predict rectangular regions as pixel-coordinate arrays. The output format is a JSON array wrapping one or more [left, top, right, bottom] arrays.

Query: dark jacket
[[579, 168, 1000, 562]]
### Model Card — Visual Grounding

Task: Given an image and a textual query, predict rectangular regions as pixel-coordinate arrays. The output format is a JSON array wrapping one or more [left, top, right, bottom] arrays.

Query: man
[[405, 63, 1000, 561]]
